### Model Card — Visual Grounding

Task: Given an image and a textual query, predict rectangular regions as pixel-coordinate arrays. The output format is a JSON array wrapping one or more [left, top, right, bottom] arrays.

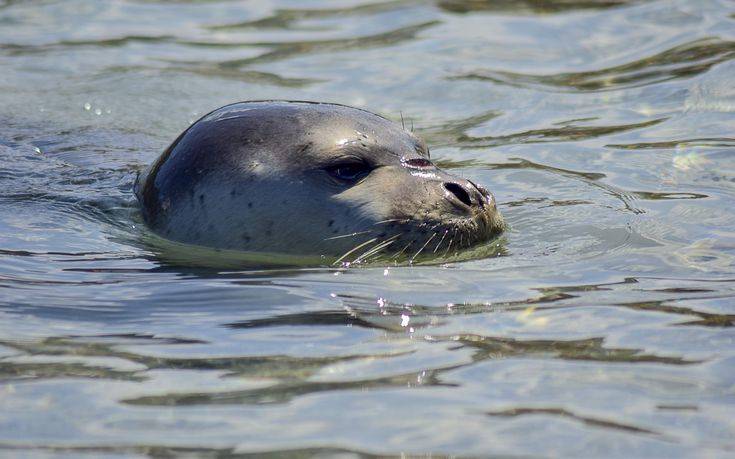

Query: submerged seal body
[[135, 101, 503, 260]]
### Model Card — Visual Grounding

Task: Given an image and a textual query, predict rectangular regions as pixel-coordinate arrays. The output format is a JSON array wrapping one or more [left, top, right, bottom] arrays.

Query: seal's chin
[[414, 209, 505, 256], [337, 208, 505, 265]]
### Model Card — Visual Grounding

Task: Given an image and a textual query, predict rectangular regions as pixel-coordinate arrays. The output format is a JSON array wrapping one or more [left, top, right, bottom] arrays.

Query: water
[[1, 0, 734, 456]]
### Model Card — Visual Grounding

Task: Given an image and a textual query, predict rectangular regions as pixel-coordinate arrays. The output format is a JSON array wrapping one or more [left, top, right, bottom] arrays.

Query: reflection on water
[[1, 0, 735, 456], [454, 38, 735, 93], [437, 0, 647, 14]]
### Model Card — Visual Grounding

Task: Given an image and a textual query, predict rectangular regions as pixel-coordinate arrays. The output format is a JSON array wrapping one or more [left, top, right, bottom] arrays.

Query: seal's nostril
[[444, 182, 473, 208], [467, 180, 488, 209]]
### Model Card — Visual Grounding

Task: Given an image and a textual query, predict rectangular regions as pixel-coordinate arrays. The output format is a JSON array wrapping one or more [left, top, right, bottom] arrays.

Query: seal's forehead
[[301, 105, 427, 159], [201, 105, 260, 123], [200, 100, 427, 159]]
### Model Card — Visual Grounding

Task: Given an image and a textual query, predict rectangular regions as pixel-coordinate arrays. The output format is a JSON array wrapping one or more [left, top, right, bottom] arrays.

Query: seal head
[[135, 101, 504, 261]]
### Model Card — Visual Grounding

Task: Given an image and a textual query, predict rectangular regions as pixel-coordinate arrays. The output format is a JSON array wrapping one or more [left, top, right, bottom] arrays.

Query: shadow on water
[[0, 18, 439, 88], [606, 138, 735, 150], [0, 334, 407, 383], [485, 407, 659, 436], [452, 38, 735, 93], [228, 276, 735, 332], [4, 272, 726, 406], [186, 20, 441, 68], [100, 21, 436, 87], [0, 444, 381, 459], [1, 331, 694, 408], [106, 64, 323, 88], [208, 0, 423, 31], [450, 335, 698, 365], [1, 329, 693, 408], [121, 367, 457, 406], [416, 106, 668, 149], [205, 0, 651, 34], [0, 35, 176, 55], [437, 0, 649, 14]]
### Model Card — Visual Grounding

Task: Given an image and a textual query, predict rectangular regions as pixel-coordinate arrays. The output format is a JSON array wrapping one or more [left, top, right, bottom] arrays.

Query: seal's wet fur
[[135, 101, 504, 260]]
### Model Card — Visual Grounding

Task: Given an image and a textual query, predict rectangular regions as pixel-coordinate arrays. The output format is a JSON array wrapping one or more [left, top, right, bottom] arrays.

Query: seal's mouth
[[406, 209, 505, 259], [332, 206, 505, 266]]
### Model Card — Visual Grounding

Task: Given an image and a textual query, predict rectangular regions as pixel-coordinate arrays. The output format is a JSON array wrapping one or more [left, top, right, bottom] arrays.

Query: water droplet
[[94, 108, 102, 115], [83, 102, 91, 111]]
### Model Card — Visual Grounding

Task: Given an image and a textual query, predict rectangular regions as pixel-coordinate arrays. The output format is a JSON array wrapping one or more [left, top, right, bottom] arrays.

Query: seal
[[135, 101, 504, 262]]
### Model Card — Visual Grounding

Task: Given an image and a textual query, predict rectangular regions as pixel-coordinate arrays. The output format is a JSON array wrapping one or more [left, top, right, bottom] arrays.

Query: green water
[[1, 0, 734, 456]]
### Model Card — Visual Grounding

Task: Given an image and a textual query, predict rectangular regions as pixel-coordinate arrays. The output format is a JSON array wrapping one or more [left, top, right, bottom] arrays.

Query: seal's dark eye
[[403, 158, 433, 169], [324, 160, 372, 184]]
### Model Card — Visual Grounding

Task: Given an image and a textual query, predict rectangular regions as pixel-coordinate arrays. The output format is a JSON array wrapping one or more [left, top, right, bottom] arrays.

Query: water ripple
[[1, 0, 734, 454], [452, 38, 735, 92], [425, 117, 666, 148], [485, 407, 660, 436], [193, 20, 441, 68], [437, 0, 647, 14], [208, 0, 421, 31]]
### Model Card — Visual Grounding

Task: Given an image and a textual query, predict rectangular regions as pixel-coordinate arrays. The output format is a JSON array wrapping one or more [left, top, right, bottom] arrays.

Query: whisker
[[333, 237, 378, 265], [443, 233, 455, 258], [324, 230, 373, 241], [354, 234, 401, 263], [433, 230, 448, 253], [410, 232, 437, 263], [372, 218, 409, 226], [392, 239, 415, 260]]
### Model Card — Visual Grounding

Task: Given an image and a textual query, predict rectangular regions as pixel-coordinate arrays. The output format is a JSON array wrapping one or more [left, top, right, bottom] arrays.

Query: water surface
[[1, 0, 734, 456]]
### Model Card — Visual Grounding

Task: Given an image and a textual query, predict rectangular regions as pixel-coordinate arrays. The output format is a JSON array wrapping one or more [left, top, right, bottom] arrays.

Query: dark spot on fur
[[199, 194, 205, 204], [333, 229, 339, 234], [296, 142, 312, 154], [248, 202, 253, 208], [242, 232, 251, 242], [328, 220, 334, 227], [378, 232, 387, 237]]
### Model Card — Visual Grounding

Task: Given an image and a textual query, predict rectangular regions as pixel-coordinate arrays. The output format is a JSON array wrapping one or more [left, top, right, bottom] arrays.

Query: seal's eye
[[324, 160, 372, 184], [403, 158, 433, 169]]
